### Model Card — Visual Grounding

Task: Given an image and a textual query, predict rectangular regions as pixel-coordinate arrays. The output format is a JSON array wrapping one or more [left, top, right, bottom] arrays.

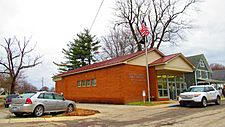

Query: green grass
[[127, 101, 156, 106], [127, 101, 173, 106]]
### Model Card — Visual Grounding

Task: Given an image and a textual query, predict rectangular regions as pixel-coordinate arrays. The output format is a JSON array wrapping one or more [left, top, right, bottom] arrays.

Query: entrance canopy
[[149, 53, 195, 74]]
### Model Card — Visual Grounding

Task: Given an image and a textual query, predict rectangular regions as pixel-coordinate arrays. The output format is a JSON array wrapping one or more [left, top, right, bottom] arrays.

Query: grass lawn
[[127, 101, 173, 106]]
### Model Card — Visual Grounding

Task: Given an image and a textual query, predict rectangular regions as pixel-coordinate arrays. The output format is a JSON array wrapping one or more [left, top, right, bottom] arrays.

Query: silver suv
[[9, 91, 76, 117], [178, 85, 221, 107]]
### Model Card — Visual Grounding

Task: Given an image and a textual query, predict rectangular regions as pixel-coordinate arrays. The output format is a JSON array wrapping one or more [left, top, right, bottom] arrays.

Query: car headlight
[[194, 94, 201, 97]]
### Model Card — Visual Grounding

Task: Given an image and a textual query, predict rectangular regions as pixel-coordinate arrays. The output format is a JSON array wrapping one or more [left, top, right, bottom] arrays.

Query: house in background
[[212, 70, 225, 88], [212, 70, 225, 81], [185, 54, 224, 88], [53, 48, 195, 104]]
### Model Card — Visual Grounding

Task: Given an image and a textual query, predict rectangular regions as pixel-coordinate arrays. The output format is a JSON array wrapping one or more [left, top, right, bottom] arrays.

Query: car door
[[37, 93, 51, 112], [53, 93, 66, 111], [204, 87, 211, 101], [43, 93, 55, 112], [208, 86, 217, 101]]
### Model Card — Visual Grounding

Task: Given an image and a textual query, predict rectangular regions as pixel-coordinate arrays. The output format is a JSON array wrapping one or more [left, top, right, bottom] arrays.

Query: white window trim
[[197, 69, 209, 79], [199, 59, 205, 68]]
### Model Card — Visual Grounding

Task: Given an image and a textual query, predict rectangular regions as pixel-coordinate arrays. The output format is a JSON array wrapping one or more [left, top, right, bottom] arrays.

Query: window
[[197, 70, 202, 78], [208, 87, 215, 91], [92, 79, 96, 86], [199, 59, 205, 68], [197, 70, 209, 79], [158, 82, 168, 97], [54, 93, 64, 100], [82, 80, 86, 87], [38, 93, 44, 99], [86, 80, 91, 87], [77, 80, 81, 87], [44, 93, 54, 99], [201, 71, 208, 79]]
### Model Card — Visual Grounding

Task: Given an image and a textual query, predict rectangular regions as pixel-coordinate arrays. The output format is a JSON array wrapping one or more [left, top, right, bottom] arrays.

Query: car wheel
[[14, 113, 23, 117], [33, 105, 44, 117], [66, 104, 74, 113], [201, 97, 207, 107], [215, 96, 221, 105]]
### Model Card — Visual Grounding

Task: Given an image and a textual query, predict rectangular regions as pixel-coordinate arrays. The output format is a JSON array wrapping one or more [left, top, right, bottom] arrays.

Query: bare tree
[[0, 36, 41, 93], [210, 63, 225, 71], [16, 79, 37, 94], [101, 27, 136, 59], [40, 86, 49, 91], [0, 74, 11, 93], [114, 0, 199, 51]]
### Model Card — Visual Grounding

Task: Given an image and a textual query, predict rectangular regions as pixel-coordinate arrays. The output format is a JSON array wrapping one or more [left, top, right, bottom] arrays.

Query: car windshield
[[187, 87, 205, 92], [21, 92, 36, 98]]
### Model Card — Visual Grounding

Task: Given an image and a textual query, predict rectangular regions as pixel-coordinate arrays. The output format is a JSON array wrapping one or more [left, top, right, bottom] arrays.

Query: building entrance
[[158, 75, 187, 100], [168, 82, 176, 100]]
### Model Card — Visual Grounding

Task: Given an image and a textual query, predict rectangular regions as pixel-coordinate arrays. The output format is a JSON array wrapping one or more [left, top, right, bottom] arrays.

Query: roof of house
[[212, 70, 225, 81], [55, 48, 161, 78], [149, 53, 180, 66], [186, 54, 212, 72]]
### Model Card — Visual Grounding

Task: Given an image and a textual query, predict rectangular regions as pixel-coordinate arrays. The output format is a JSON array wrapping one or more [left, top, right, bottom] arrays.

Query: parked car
[[178, 85, 221, 107], [9, 91, 76, 117], [4, 94, 20, 108]]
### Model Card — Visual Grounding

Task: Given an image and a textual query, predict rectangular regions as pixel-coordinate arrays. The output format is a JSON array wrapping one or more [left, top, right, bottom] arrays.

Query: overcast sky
[[0, 0, 225, 89]]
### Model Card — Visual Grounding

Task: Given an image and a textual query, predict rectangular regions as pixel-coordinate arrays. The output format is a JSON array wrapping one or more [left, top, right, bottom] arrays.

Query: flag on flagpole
[[140, 21, 149, 37]]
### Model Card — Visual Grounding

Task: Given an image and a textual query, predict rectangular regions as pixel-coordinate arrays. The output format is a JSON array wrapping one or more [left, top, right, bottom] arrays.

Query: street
[[1, 101, 225, 127]]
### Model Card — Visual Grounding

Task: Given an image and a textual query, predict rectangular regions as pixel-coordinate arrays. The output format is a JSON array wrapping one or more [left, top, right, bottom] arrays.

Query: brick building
[[53, 48, 195, 104]]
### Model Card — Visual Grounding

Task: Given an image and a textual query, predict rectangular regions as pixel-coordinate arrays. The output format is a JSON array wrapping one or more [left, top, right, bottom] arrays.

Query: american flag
[[140, 22, 149, 37]]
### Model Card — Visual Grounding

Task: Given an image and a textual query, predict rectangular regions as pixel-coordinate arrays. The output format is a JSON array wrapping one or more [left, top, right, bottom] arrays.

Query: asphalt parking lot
[[1, 101, 225, 127], [0, 102, 176, 126]]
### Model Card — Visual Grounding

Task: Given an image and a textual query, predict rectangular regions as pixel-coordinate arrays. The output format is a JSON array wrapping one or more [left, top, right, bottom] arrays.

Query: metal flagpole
[[145, 36, 151, 102]]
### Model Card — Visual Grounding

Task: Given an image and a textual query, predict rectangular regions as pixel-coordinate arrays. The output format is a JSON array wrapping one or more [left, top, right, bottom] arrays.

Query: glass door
[[168, 82, 176, 100]]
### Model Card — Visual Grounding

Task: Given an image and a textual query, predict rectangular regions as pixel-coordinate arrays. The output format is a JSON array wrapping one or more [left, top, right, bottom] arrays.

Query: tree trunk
[[10, 81, 16, 94]]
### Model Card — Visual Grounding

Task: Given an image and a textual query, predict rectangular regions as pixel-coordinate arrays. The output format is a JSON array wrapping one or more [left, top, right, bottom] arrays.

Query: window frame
[[77, 80, 81, 87], [199, 59, 205, 68], [91, 79, 96, 87], [86, 80, 91, 87], [82, 80, 86, 87]]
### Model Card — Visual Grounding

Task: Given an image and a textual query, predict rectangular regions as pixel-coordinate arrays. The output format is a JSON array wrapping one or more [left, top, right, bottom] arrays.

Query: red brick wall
[[149, 66, 158, 100], [55, 64, 165, 104], [55, 80, 63, 93], [59, 64, 126, 104], [121, 64, 148, 103]]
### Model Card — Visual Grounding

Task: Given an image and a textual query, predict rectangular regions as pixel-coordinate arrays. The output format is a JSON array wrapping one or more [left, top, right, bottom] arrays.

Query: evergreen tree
[[56, 29, 100, 72]]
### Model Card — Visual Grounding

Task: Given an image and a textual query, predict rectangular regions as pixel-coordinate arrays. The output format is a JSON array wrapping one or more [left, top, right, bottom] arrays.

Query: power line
[[89, 0, 105, 32]]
